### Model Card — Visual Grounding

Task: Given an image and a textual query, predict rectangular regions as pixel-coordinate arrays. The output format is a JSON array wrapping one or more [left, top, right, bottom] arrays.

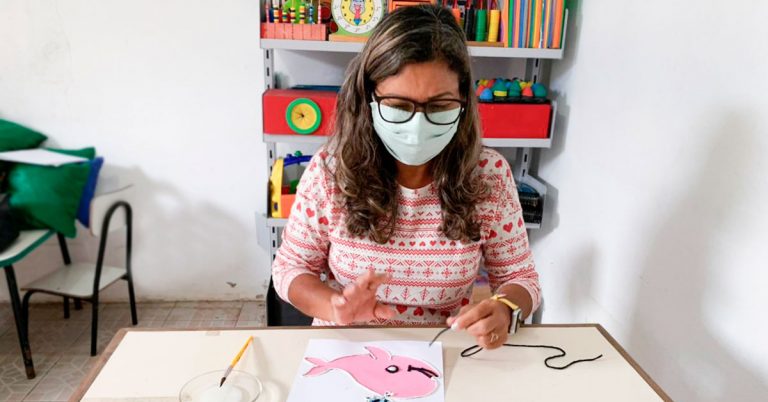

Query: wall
[[0, 0, 270, 301], [1, 1, 767, 400], [532, 1, 768, 401]]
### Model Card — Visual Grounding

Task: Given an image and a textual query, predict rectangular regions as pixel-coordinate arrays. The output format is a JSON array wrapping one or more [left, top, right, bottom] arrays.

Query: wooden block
[[265, 24, 276, 39], [328, 33, 368, 42], [311, 24, 327, 41], [293, 24, 304, 40], [466, 41, 505, 48], [302, 25, 312, 41], [275, 24, 286, 40]]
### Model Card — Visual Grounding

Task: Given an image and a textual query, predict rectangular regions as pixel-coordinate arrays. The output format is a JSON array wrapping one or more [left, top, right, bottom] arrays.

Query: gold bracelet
[[490, 293, 523, 334], [490, 294, 520, 311]]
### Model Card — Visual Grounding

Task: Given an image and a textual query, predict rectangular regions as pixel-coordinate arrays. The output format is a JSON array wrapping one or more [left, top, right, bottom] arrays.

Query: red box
[[477, 102, 552, 138], [264, 90, 550, 139], [263, 89, 337, 136]]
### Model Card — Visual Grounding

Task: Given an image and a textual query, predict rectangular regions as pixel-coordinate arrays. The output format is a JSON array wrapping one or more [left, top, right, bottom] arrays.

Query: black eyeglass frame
[[372, 93, 466, 125]]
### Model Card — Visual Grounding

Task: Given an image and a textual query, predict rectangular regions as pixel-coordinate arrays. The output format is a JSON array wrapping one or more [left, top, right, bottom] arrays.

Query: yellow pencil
[[219, 336, 254, 387]]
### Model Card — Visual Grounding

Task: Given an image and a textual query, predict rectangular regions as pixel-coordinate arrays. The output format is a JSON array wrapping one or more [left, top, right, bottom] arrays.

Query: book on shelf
[[504, 0, 565, 48]]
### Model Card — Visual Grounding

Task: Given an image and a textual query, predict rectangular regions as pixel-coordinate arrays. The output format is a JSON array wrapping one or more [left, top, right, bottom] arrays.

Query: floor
[[0, 301, 266, 402]]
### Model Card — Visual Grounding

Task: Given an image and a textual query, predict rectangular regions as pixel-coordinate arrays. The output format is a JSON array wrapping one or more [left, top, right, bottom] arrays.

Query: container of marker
[[464, 3, 475, 40], [488, 9, 500, 42], [452, 7, 461, 25], [475, 9, 487, 41]]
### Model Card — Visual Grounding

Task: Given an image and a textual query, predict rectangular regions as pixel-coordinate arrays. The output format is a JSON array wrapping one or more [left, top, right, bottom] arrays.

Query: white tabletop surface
[[77, 325, 668, 402]]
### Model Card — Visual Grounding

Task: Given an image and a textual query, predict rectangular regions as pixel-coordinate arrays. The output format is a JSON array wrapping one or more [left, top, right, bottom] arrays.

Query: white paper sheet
[[0, 149, 88, 166], [287, 339, 445, 402]]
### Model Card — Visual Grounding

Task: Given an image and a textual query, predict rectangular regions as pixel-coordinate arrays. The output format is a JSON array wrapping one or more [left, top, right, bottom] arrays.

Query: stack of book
[[501, 0, 566, 48]]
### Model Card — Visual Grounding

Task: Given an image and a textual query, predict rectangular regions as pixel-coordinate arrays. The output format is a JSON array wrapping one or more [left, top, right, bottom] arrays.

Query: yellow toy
[[269, 152, 312, 218]]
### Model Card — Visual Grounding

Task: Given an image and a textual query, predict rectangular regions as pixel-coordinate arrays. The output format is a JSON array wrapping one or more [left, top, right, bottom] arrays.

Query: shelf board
[[263, 134, 551, 148], [482, 137, 552, 148], [266, 217, 288, 227], [260, 39, 563, 59], [261, 39, 363, 53], [263, 134, 329, 144]]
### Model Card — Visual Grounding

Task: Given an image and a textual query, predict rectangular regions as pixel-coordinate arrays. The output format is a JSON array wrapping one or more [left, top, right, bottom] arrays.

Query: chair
[[20, 185, 137, 356], [0, 229, 55, 379]]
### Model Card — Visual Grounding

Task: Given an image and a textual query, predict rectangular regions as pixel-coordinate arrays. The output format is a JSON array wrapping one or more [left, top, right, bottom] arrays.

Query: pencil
[[219, 336, 254, 387]]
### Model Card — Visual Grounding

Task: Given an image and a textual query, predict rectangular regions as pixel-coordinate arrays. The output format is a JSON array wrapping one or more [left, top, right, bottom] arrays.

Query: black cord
[[460, 344, 603, 370]]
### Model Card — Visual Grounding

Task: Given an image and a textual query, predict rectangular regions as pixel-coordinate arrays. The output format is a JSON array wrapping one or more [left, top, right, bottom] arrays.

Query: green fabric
[[0, 119, 48, 152], [46, 147, 96, 160], [8, 148, 95, 238]]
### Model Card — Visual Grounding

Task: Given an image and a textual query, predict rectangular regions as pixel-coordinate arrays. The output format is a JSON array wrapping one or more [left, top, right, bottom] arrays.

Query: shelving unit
[[260, 39, 565, 59], [258, 10, 566, 326]]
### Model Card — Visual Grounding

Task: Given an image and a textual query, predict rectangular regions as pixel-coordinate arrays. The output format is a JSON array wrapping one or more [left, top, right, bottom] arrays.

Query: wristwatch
[[490, 294, 523, 334]]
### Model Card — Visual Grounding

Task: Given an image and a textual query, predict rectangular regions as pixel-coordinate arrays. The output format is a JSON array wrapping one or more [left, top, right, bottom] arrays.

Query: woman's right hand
[[330, 270, 397, 325]]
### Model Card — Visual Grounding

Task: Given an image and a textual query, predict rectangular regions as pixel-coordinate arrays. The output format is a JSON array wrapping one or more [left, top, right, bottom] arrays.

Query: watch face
[[331, 0, 384, 35]]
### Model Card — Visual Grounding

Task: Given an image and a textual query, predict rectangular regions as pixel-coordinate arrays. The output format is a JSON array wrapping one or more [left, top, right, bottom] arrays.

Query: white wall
[[531, 1, 768, 401], [0, 0, 270, 301], [1, 0, 767, 400]]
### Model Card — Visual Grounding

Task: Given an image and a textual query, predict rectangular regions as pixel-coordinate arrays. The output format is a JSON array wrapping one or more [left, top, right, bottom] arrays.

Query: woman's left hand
[[445, 299, 511, 349]]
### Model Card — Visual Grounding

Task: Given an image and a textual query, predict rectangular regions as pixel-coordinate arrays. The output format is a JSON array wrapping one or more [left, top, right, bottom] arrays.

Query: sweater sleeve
[[481, 156, 542, 313], [271, 153, 333, 305]]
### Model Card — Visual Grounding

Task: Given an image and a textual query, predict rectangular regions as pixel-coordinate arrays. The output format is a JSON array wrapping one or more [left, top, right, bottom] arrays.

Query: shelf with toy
[[260, 38, 563, 59], [260, 1, 569, 58], [262, 83, 557, 147], [475, 77, 557, 143]]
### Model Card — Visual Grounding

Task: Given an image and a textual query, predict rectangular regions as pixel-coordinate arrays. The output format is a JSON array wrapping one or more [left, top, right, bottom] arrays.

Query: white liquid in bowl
[[198, 384, 245, 402]]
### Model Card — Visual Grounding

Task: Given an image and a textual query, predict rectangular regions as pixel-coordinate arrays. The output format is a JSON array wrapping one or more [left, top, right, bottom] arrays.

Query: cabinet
[[256, 12, 567, 325]]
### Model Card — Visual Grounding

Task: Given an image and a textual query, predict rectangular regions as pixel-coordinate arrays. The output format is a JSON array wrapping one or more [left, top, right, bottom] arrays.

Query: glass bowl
[[179, 370, 263, 402]]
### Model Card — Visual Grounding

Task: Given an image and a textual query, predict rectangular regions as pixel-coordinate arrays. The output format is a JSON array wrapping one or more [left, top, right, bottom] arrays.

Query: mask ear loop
[[460, 344, 603, 370]]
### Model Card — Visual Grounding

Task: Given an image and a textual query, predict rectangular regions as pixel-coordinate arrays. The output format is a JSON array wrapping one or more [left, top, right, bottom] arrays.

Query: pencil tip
[[219, 378, 225, 387]]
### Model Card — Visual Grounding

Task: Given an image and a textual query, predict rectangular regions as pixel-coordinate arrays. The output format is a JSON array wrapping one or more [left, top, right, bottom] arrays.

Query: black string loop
[[460, 343, 603, 370]]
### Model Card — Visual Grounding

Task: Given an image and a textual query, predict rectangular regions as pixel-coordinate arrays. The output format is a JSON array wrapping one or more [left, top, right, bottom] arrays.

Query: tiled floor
[[0, 301, 266, 402]]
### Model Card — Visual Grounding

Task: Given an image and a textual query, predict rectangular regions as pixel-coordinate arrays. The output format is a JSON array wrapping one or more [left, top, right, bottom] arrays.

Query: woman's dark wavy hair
[[329, 5, 487, 244]]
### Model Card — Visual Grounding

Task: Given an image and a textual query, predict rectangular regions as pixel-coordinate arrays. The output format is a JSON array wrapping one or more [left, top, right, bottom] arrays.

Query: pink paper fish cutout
[[304, 346, 440, 399]]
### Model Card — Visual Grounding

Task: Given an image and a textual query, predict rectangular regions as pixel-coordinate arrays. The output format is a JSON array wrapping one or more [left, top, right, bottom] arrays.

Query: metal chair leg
[[127, 276, 138, 326], [21, 291, 34, 339], [63, 296, 70, 319], [4, 266, 36, 379], [90, 297, 99, 356], [57, 233, 82, 311]]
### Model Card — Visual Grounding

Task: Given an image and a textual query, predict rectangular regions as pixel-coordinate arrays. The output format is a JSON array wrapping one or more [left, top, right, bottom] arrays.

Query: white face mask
[[370, 101, 461, 166]]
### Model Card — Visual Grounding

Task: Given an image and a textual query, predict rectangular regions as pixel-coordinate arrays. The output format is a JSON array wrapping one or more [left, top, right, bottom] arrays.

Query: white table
[[72, 324, 670, 402]]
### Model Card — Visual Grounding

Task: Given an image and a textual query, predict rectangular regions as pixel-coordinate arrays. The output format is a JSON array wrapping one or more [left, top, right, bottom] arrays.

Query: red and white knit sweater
[[272, 147, 541, 326]]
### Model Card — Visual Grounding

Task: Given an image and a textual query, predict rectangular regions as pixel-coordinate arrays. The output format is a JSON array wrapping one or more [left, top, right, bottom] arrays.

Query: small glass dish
[[179, 370, 263, 402]]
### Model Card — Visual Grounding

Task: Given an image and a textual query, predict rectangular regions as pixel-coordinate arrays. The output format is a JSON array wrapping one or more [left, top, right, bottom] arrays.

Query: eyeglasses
[[372, 93, 465, 125]]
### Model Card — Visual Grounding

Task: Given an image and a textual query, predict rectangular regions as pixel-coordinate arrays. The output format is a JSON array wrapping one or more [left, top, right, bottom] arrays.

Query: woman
[[272, 5, 540, 350]]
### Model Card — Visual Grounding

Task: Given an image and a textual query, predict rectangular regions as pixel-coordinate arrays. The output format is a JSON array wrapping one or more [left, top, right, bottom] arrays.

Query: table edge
[[70, 323, 672, 402], [70, 327, 130, 402], [594, 324, 673, 401]]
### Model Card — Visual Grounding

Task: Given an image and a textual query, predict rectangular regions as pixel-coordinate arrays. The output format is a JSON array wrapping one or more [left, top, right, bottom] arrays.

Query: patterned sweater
[[272, 147, 541, 325]]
